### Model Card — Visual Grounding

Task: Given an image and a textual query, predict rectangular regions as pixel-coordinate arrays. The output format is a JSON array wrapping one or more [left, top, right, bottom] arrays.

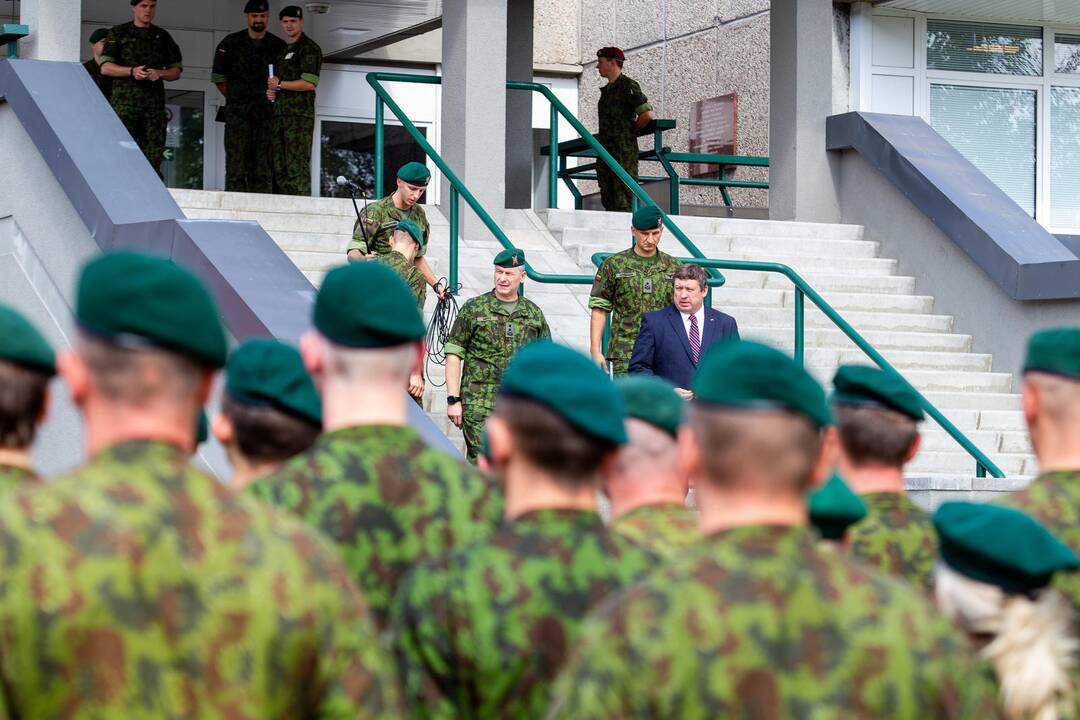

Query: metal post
[[794, 287, 805, 366], [976, 463, 987, 478], [549, 104, 559, 209], [449, 186, 459, 292], [374, 97, 385, 199]]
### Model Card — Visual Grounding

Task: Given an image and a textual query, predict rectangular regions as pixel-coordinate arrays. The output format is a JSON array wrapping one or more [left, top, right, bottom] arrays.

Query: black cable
[[425, 277, 462, 387]]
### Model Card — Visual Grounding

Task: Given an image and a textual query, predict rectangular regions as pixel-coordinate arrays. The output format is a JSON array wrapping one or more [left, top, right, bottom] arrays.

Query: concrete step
[[742, 326, 972, 353], [715, 288, 934, 314], [560, 228, 880, 259], [907, 451, 1031, 476], [807, 367, 1013, 393], [978, 410, 1027, 431], [922, 391, 1021, 412], [172, 188, 362, 217], [919, 428, 1001, 453], [730, 307, 952, 333], [810, 348, 993, 373], [541, 208, 866, 241]]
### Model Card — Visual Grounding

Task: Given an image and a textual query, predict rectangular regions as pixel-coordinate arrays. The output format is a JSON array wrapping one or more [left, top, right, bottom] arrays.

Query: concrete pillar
[[441, 0, 508, 235], [504, 0, 534, 209], [769, 0, 841, 222], [19, 0, 81, 62]]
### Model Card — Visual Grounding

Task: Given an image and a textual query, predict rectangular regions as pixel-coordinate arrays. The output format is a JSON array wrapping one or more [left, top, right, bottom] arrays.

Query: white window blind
[[927, 20, 1042, 76], [930, 84, 1037, 217], [1052, 87, 1080, 227]]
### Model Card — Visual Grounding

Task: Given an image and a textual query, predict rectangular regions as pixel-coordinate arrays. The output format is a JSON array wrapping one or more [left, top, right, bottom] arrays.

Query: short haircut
[[1026, 372, 1080, 426], [686, 404, 822, 495], [322, 340, 413, 386], [0, 359, 50, 450], [612, 418, 679, 479], [79, 333, 203, 406], [495, 394, 615, 486], [221, 392, 320, 465], [673, 263, 707, 291], [834, 403, 919, 468]]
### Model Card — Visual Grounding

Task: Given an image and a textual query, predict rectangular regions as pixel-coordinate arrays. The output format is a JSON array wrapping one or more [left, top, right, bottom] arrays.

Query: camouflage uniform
[[588, 247, 681, 376], [212, 30, 286, 193], [547, 524, 999, 719], [445, 291, 551, 462], [249, 424, 504, 630], [392, 508, 659, 719], [100, 22, 183, 173], [612, 502, 698, 556], [348, 194, 431, 258], [596, 73, 651, 212], [271, 33, 322, 196], [82, 58, 112, 101], [848, 492, 936, 595], [0, 440, 400, 718], [376, 250, 426, 313], [0, 464, 39, 495]]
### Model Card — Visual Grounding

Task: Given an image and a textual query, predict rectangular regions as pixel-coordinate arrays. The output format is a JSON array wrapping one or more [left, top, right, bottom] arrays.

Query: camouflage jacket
[[391, 508, 660, 719], [100, 22, 183, 110], [848, 492, 936, 595], [588, 247, 680, 366], [273, 33, 322, 118], [348, 194, 430, 257], [211, 29, 286, 112], [0, 464, 40, 496], [249, 424, 504, 630], [0, 440, 400, 718], [83, 58, 113, 101], [445, 291, 551, 412], [546, 524, 999, 719], [612, 502, 699, 556], [597, 73, 651, 151], [377, 251, 426, 313]]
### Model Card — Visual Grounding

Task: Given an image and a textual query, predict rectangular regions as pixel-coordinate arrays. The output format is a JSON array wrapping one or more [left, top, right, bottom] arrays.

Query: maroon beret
[[597, 46, 625, 62]]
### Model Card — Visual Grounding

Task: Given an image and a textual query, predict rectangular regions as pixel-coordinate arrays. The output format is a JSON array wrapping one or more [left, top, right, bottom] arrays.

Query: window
[[1055, 34, 1080, 74], [319, 121, 428, 200], [926, 20, 1042, 76], [163, 89, 205, 190], [929, 84, 1037, 217], [1052, 87, 1080, 226]]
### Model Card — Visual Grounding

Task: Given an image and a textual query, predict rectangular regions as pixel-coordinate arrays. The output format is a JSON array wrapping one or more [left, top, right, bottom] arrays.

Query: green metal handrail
[[506, 80, 724, 287], [592, 252, 1005, 479], [367, 72, 593, 292], [0, 25, 29, 60]]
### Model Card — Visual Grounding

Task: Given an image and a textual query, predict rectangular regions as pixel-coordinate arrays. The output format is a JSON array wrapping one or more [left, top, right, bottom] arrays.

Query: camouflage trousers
[[605, 357, 631, 378], [596, 141, 639, 213], [114, 103, 166, 177], [461, 401, 492, 465], [271, 115, 314, 196], [225, 107, 274, 193]]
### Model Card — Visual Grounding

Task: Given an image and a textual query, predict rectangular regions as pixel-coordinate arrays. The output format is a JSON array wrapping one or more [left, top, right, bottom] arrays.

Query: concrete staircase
[[171, 190, 1034, 498]]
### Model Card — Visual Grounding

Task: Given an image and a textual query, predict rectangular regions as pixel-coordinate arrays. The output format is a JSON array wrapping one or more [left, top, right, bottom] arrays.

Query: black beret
[[244, 0, 269, 12], [280, 5, 303, 19], [89, 28, 110, 44]]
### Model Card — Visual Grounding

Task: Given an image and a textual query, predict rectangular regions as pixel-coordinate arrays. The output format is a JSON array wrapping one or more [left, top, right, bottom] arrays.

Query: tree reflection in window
[[320, 121, 428, 199]]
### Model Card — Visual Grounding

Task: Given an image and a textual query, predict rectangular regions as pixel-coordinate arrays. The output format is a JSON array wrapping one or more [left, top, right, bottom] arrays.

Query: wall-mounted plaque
[[689, 94, 737, 177]]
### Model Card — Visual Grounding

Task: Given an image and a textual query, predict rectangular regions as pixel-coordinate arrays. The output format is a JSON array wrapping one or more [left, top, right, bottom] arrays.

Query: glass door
[[163, 88, 206, 190]]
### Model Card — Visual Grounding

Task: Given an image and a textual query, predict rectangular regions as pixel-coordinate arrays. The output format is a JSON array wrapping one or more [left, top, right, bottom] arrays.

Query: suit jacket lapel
[[667, 306, 694, 363]]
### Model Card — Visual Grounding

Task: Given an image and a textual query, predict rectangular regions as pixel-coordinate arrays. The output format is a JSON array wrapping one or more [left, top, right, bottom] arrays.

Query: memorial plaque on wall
[[689, 94, 737, 177]]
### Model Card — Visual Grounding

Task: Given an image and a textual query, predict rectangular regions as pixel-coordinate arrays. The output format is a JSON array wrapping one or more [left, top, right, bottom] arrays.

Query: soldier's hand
[[346, 249, 366, 263], [447, 403, 463, 428], [433, 282, 448, 300], [675, 388, 694, 400], [591, 350, 608, 371], [146, 68, 162, 82], [409, 372, 425, 399], [133, 65, 150, 81], [267, 75, 281, 91]]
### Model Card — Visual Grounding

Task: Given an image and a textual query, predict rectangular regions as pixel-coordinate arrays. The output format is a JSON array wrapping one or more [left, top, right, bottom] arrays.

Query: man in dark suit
[[629, 264, 739, 397]]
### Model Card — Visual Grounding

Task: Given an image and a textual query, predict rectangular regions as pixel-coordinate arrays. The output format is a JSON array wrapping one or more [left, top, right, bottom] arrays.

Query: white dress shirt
[[680, 305, 706, 345]]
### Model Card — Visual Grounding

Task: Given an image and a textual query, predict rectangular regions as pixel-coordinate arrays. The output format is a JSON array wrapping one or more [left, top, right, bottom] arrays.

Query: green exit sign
[[162, 147, 176, 162]]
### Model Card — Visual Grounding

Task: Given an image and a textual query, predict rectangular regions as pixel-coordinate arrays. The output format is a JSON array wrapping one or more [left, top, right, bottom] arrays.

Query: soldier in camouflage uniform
[[392, 341, 659, 719], [589, 205, 681, 376], [346, 161, 445, 298], [831, 365, 937, 595], [83, 28, 112, 100], [0, 251, 399, 717], [0, 304, 55, 493], [212, 0, 285, 193], [445, 248, 551, 463], [100, 0, 183, 175], [605, 376, 698, 555], [250, 262, 503, 630], [595, 46, 654, 212], [996, 328, 1080, 683], [266, 6, 321, 196], [372, 219, 429, 406], [547, 341, 999, 719]]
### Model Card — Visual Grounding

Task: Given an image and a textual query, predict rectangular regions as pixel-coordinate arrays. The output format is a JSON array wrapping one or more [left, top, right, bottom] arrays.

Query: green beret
[[500, 340, 626, 446], [393, 219, 426, 248], [692, 340, 832, 427], [0, 304, 55, 375], [832, 365, 924, 421], [1023, 328, 1080, 380], [196, 409, 209, 446], [77, 251, 228, 368], [226, 338, 321, 425], [933, 502, 1080, 594], [616, 375, 684, 437], [808, 473, 867, 541], [314, 263, 425, 348], [396, 162, 430, 187], [493, 248, 525, 268], [89, 28, 110, 44], [631, 205, 664, 231]]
